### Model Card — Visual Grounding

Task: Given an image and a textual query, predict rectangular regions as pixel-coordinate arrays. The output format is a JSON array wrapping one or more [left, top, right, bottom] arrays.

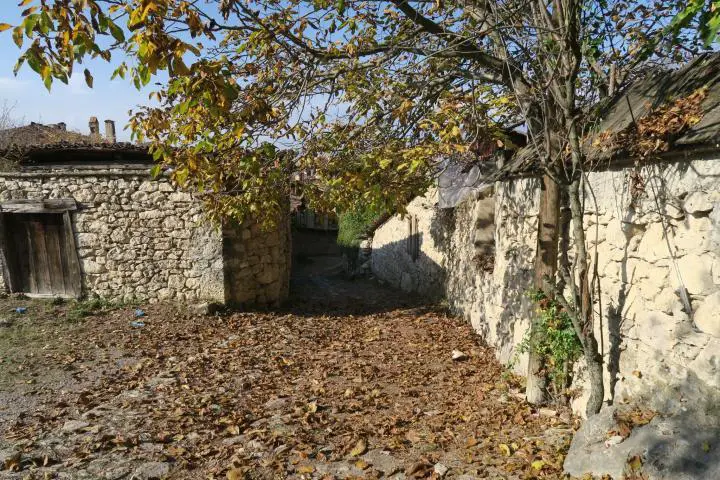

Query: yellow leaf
[[349, 437, 367, 457], [0, 23, 12, 32], [531, 460, 545, 470], [627, 455, 643, 471], [20, 0, 34, 6], [297, 465, 314, 473], [226, 468, 243, 480], [498, 443, 512, 457]]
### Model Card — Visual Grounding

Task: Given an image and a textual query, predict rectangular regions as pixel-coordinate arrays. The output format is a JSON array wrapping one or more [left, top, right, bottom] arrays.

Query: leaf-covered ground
[[0, 276, 576, 479]]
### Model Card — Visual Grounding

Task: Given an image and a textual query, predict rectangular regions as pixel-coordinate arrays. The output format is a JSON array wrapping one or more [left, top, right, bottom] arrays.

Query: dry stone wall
[[371, 154, 720, 415], [0, 168, 291, 306], [223, 214, 291, 307]]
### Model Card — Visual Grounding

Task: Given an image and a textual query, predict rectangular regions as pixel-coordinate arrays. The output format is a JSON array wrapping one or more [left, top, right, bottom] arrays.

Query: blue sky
[[0, 5, 154, 141]]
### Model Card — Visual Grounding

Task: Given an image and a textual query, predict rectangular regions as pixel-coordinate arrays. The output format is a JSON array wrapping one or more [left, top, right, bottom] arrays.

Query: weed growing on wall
[[519, 290, 583, 399]]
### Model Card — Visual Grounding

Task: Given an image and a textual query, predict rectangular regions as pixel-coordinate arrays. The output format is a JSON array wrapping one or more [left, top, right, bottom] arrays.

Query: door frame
[[0, 199, 82, 298]]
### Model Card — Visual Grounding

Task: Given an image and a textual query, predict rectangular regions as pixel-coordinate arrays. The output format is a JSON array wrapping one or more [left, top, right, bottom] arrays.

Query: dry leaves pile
[[593, 87, 708, 160], [0, 290, 574, 479]]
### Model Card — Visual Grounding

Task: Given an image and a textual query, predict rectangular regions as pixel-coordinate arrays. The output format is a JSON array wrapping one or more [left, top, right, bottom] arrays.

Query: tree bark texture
[[526, 174, 561, 405]]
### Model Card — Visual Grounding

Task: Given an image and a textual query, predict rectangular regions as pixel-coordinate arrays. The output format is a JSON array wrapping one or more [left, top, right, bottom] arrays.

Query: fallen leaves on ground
[[0, 284, 575, 479]]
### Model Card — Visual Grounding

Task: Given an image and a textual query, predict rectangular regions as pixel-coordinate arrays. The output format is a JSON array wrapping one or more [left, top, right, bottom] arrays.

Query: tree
[[672, 0, 720, 47], [2, 0, 706, 415], [0, 100, 18, 132]]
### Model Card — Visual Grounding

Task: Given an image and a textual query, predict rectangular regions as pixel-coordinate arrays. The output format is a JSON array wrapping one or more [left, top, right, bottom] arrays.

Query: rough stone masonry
[[371, 154, 720, 417], [0, 166, 291, 305]]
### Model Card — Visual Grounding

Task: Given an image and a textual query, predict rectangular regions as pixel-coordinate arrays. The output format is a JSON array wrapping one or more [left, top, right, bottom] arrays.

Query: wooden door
[[1, 212, 81, 297]]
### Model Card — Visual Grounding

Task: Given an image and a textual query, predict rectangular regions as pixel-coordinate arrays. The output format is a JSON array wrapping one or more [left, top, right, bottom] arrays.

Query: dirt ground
[[0, 270, 576, 479]]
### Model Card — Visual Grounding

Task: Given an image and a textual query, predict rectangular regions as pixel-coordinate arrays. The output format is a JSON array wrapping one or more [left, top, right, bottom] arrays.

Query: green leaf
[[23, 15, 38, 36], [109, 22, 125, 43]]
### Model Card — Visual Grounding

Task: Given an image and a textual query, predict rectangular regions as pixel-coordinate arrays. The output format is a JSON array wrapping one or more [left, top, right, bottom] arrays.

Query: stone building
[[0, 120, 291, 305], [370, 54, 720, 419]]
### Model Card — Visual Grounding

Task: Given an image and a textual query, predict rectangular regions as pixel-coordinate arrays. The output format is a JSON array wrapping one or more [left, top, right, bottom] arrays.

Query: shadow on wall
[[370, 229, 446, 301], [372, 185, 537, 363]]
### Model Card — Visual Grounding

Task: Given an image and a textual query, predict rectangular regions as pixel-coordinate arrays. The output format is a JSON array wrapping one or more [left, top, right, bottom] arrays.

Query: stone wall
[[371, 153, 720, 414], [370, 191, 449, 299], [0, 167, 290, 306], [223, 214, 291, 307]]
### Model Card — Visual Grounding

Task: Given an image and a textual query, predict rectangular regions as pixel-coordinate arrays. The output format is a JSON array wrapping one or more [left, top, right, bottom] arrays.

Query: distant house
[[0, 118, 290, 305]]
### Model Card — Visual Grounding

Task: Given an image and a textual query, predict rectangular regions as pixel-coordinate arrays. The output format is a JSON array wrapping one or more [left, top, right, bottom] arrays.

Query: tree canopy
[[1, 0, 706, 221]]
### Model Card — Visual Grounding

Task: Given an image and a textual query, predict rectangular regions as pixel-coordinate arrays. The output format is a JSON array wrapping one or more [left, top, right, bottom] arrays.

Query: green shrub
[[336, 205, 384, 248], [519, 290, 583, 396]]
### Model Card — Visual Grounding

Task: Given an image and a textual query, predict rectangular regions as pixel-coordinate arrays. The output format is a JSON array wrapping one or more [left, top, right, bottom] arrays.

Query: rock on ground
[[564, 405, 720, 479]]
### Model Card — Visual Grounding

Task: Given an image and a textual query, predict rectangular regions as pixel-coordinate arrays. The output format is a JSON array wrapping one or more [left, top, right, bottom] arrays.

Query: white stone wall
[[371, 154, 720, 413], [370, 189, 448, 299], [0, 169, 225, 302]]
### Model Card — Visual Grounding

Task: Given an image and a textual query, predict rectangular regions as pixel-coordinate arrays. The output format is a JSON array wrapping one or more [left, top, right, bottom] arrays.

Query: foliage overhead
[[0, 0, 708, 222]]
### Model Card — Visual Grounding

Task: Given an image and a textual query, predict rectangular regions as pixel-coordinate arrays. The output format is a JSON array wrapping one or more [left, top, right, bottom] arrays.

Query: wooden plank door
[[1, 213, 81, 297]]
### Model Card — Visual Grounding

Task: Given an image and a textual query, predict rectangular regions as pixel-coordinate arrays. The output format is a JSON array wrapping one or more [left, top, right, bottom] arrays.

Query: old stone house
[[0, 119, 290, 305], [370, 54, 720, 418]]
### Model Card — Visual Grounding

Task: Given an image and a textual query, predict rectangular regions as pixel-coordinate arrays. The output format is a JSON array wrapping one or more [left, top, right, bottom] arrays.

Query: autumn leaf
[[84, 69, 94, 88], [226, 468, 243, 480], [349, 437, 367, 457], [498, 443, 512, 456], [0, 23, 12, 32]]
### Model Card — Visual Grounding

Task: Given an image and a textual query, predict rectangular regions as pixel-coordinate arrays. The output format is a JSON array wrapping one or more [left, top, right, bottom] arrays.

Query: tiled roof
[[0, 122, 92, 147], [0, 123, 149, 164]]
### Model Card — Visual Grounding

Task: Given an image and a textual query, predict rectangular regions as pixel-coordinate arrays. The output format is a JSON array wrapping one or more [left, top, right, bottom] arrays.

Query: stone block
[[683, 191, 714, 215], [256, 265, 279, 284], [110, 228, 128, 243], [76, 233, 98, 245], [168, 275, 185, 290], [131, 191, 148, 202], [169, 192, 193, 202], [83, 260, 106, 274], [673, 254, 715, 295], [694, 291, 720, 337]]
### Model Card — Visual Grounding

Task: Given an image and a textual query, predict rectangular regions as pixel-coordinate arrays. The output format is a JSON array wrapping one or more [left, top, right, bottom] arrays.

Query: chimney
[[89, 116, 100, 137], [104, 119, 116, 143]]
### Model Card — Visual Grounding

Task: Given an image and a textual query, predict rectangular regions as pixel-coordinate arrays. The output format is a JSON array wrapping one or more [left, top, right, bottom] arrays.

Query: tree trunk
[[568, 177, 604, 416], [526, 174, 561, 405]]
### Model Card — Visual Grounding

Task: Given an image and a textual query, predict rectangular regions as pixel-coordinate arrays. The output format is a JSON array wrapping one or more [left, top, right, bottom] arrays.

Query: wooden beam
[[63, 210, 82, 298], [0, 199, 78, 214], [0, 214, 14, 293]]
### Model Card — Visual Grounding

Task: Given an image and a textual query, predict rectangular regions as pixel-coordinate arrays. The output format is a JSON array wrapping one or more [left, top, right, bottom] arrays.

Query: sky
[[0, 4, 154, 141]]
